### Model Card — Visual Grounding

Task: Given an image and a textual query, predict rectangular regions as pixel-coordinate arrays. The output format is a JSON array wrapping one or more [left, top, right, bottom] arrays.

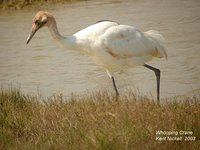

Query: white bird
[[26, 11, 167, 103]]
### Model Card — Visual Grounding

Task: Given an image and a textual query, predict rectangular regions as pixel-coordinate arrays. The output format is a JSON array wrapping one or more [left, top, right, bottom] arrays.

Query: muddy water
[[0, 0, 200, 99]]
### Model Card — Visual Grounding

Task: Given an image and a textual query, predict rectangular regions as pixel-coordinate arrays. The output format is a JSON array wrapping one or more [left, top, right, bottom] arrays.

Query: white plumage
[[73, 21, 167, 75], [26, 11, 167, 103]]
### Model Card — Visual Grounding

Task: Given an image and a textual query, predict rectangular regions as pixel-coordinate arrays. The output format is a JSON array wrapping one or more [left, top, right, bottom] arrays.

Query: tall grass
[[0, 0, 86, 10], [0, 88, 200, 149]]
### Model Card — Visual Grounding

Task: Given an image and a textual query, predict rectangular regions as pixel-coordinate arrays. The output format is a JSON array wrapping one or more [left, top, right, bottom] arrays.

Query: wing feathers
[[101, 26, 167, 60], [144, 30, 168, 59]]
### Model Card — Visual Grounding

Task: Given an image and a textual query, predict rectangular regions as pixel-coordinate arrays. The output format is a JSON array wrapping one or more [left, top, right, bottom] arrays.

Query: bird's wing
[[100, 25, 155, 59], [74, 21, 118, 38]]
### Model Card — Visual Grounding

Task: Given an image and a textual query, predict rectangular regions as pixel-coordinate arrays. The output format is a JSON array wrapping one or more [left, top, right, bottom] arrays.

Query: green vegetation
[[0, 0, 86, 10], [0, 88, 200, 149]]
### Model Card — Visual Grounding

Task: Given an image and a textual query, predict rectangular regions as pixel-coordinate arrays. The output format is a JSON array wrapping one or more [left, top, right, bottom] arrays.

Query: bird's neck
[[47, 18, 78, 51]]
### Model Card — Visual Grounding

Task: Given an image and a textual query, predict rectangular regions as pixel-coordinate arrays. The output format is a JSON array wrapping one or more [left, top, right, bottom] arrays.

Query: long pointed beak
[[26, 24, 39, 45]]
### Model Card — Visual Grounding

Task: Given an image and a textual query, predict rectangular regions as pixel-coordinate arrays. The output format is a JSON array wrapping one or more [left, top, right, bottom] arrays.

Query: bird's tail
[[145, 30, 168, 60]]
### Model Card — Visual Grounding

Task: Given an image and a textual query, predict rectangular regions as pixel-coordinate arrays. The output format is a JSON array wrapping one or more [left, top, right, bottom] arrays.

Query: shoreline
[[0, 0, 86, 10]]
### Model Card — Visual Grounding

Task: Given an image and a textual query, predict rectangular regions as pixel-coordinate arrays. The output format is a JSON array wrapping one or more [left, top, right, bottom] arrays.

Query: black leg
[[144, 64, 160, 104], [111, 76, 119, 96]]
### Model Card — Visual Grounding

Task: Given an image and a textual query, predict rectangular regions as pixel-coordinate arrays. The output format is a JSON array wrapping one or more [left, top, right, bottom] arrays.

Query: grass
[[0, 88, 200, 149], [0, 0, 87, 10]]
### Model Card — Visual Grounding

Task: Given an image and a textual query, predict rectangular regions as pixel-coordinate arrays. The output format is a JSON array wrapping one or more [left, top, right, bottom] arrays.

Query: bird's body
[[27, 11, 167, 103], [57, 21, 167, 76]]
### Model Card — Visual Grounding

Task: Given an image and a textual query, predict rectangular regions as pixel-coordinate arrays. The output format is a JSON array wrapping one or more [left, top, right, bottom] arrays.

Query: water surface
[[0, 0, 200, 99]]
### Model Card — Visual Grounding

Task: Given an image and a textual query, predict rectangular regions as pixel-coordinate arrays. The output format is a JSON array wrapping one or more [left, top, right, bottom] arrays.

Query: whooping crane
[[26, 11, 167, 103]]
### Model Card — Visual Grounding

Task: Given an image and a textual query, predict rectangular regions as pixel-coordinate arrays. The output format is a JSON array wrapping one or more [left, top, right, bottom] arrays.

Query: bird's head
[[26, 11, 53, 44]]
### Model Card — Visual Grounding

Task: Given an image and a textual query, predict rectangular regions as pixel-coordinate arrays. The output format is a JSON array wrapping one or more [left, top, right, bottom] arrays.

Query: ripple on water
[[0, 0, 200, 98]]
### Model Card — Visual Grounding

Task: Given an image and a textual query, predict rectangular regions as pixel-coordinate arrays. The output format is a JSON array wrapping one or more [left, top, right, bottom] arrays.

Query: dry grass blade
[[0, 88, 200, 149]]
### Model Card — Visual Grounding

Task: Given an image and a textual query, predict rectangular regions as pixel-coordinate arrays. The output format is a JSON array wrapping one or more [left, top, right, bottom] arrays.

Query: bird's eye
[[35, 20, 40, 24]]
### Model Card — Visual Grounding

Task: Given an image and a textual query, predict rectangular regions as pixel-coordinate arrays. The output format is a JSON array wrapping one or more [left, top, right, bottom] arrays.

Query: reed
[[0, 0, 85, 10], [0, 88, 199, 149]]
